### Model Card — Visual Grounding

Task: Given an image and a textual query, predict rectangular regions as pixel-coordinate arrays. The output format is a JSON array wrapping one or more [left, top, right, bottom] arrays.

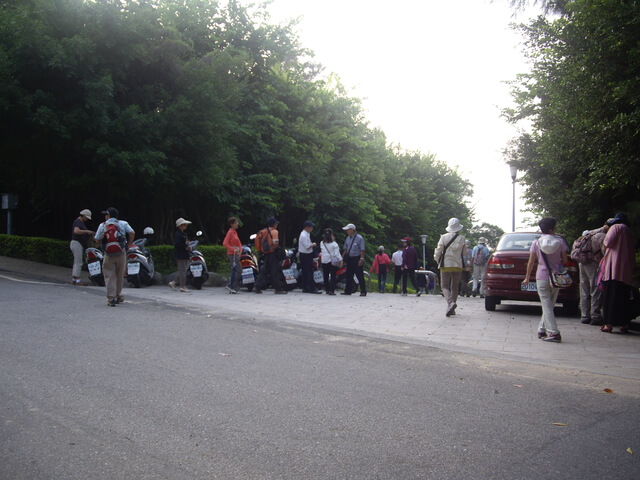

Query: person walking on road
[[471, 237, 490, 298], [222, 217, 243, 294], [94, 207, 134, 306], [434, 218, 466, 316], [299, 220, 321, 294], [523, 217, 565, 343], [391, 244, 403, 293], [369, 246, 391, 293], [341, 223, 367, 296], [320, 228, 341, 295], [169, 218, 193, 293], [401, 237, 420, 297], [70, 209, 93, 285]]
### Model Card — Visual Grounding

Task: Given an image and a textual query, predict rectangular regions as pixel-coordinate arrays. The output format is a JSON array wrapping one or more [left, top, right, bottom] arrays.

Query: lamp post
[[509, 165, 518, 232], [420, 234, 428, 269]]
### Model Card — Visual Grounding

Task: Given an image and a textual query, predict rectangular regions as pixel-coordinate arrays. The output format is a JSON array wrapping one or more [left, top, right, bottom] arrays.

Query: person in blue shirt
[[471, 237, 490, 298], [341, 223, 367, 296]]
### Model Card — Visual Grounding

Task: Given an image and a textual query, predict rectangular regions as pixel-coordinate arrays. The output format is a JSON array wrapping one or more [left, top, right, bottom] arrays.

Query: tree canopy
[[0, 0, 481, 252], [504, 0, 640, 238]]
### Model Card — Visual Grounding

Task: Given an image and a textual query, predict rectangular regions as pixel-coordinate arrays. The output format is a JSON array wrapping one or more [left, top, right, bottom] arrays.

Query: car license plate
[[128, 262, 140, 275], [521, 282, 537, 292], [88, 261, 101, 276], [190, 264, 203, 278]]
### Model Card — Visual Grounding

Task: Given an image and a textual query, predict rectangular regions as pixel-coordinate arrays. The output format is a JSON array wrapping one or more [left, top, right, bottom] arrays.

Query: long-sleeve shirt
[[402, 246, 418, 269], [298, 229, 314, 254], [369, 253, 391, 274], [223, 228, 242, 255]]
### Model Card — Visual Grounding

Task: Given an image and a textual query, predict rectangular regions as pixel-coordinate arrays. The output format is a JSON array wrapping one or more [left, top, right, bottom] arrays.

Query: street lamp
[[509, 165, 518, 232], [420, 234, 428, 269]]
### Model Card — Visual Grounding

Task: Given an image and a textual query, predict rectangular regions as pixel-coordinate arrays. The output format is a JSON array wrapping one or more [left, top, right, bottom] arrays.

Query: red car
[[482, 232, 579, 313]]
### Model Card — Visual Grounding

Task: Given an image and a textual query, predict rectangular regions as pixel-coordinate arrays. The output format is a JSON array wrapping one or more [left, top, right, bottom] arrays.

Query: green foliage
[[0, 0, 475, 249], [504, 0, 640, 239], [0, 234, 72, 267]]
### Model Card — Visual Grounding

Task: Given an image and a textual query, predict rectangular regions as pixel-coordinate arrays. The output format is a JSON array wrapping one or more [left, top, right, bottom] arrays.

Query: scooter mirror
[[196, 231, 203, 237], [249, 233, 257, 240]]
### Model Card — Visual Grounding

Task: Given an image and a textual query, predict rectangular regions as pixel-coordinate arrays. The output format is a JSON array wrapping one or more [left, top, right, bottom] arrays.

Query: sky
[[264, 0, 541, 233]]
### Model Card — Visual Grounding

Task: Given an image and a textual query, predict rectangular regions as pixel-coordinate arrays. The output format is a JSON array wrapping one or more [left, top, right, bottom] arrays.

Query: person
[[576, 226, 607, 325], [320, 228, 341, 295], [70, 209, 93, 285], [254, 218, 287, 294], [523, 217, 565, 343], [599, 213, 636, 334], [471, 237, 490, 298], [434, 218, 466, 316], [298, 220, 321, 294], [341, 223, 367, 296], [222, 217, 243, 294], [94, 207, 135, 306], [391, 244, 404, 293], [401, 237, 420, 297], [369, 246, 391, 293], [460, 239, 473, 297], [169, 218, 193, 293]]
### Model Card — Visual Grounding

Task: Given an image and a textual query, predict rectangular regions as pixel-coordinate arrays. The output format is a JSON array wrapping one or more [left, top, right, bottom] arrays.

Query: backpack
[[254, 227, 275, 254], [103, 222, 127, 255], [571, 232, 595, 264], [474, 245, 488, 266]]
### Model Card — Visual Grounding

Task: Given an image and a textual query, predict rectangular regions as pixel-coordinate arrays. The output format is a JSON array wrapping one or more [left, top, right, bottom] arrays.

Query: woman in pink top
[[600, 213, 636, 333], [369, 246, 391, 293], [222, 217, 243, 293]]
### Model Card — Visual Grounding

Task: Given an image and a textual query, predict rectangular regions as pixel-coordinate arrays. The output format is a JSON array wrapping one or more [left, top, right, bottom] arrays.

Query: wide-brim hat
[[342, 223, 356, 231], [79, 209, 92, 220], [176, 217, 192, 228], [446, 218, 463, 233], [478, 237, 488, 244], [538, 235, 561, 254]]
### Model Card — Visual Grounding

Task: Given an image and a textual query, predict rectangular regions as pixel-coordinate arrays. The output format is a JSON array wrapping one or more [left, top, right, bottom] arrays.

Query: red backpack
[[103, 223, 126, 255]]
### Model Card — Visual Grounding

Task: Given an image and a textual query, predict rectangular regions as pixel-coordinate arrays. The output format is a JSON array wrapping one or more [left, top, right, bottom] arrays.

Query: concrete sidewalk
[[2, 256, 639, 380]]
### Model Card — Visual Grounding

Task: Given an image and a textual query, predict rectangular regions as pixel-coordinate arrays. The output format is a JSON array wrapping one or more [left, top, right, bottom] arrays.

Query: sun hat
[[606, 212, 629, 226], [175, 217, 192, 228], [538, 235, 561, 254], [478, 237, 488, 244], [79, 209, 92, 220], [446, 218, 463, 233], [342, 223, 356, 231], [378, 245, 385, 251]]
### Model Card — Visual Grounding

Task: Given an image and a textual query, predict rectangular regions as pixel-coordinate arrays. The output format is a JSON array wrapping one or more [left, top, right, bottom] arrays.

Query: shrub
[[0, 234, 72, 267]]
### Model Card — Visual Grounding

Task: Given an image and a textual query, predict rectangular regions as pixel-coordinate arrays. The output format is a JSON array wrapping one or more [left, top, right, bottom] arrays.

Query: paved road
[[0, 262, 639, 479]]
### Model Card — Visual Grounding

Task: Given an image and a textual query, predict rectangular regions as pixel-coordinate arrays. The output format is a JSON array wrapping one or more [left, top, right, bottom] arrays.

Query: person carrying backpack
[[253, 217, 287, 294], [471, 237, 490, 298], [573, 225, 607, 325], [94, 207, 135, 306]]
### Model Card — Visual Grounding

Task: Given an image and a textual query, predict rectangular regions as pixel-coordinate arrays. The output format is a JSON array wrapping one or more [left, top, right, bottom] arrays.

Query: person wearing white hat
[[524, 217, 567, 343], [341, 223, 367, 296], [434, 218, 466, 316], [169, 217, 193, 293], [70, 209, 94, 285]]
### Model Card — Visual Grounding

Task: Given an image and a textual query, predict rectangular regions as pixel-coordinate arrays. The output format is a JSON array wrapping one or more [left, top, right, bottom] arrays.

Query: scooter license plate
[[88, 262, 101, 276], [190, 264, 203, 278], [128, 262, 140, 275], [241, 268, 255, 284], [313, 270, 323, 284], [282, 268, 297, 285]]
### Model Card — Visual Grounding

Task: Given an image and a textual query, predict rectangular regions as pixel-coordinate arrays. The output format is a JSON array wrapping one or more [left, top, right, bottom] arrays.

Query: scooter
[[240, 245, 259, 292], [126, 237, 155, 288], [85, 247, 105, 286], [186, 231, 209, 290], [335, 263, 370, 293]]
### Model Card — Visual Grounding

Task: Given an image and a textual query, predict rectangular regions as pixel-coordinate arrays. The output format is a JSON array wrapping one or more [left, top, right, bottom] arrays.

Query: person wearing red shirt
[[223, 217, 243, 293]]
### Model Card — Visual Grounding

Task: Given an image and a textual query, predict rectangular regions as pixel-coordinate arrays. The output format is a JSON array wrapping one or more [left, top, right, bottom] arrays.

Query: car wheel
[[484, 295, 497, 311]]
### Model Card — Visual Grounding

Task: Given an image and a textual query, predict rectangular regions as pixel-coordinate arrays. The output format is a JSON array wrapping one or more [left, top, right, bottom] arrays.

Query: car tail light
[[487, 256, 515, 269]]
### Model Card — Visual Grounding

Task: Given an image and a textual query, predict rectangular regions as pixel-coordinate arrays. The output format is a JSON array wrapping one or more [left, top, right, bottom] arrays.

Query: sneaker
[[108, 298, 117, 307], [326, 291, 336, 295], [401, 293, 408, 297], [168, 281, 177, 291], [116, 297, 125, 304], [537, 330, 547, 339], [471, 290, 477, 297], [416, 292, 422, 297], [543, 333, 562, 343], [580, 318, 591, 324], [180, 287, 191, 293], [225, 285, 235, 294], [274, 290, 288, 295]]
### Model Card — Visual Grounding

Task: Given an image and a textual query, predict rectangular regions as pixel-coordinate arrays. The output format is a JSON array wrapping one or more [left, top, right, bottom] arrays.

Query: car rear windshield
[[496, 233, 541, 252]]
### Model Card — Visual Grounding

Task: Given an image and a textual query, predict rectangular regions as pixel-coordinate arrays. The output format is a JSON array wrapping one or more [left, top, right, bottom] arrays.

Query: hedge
[[0, 234, 230, 276]]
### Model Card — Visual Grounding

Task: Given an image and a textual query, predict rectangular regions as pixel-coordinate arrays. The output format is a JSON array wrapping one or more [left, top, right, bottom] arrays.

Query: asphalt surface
[[1, 263, 639, 480], [1, 256, 638, 381]]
